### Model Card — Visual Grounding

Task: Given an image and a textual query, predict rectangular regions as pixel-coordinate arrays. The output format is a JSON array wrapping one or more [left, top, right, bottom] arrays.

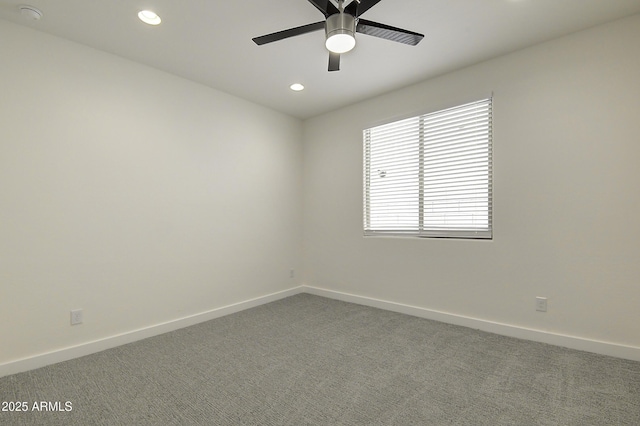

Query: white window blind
[[363, 98, 492, 239]]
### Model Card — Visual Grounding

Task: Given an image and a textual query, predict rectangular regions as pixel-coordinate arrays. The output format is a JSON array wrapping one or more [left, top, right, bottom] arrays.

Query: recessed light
[[138, 10, 161, 25], [20, 6, 43, 21], [290, 83, 305, 92]]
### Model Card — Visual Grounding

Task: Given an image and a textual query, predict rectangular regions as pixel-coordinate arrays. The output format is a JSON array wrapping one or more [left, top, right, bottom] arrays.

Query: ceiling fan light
[[325, 13, 356, 54], [326, 33, 356, 54]]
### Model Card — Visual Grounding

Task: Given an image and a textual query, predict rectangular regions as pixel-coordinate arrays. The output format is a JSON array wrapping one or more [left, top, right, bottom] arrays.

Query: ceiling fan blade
[[253, 21, 325, 45], [328, 52, 340, 72], [307, 0, 339, 17], [345, 0, 383, 17], [356, 19, 424, 46]]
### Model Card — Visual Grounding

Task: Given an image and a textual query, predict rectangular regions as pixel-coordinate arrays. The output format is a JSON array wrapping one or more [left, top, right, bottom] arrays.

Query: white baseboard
[[3, 284, 638, 378], [302, 285, 640, 362], [0, 286, 304, 378]]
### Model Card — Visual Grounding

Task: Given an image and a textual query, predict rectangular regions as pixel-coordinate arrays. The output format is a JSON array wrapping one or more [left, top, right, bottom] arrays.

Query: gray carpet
[[1, 294, 639, 425]]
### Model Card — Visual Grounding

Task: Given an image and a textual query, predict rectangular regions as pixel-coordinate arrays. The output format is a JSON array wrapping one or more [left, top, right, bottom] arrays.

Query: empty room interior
[[1, 0, 640, 424]]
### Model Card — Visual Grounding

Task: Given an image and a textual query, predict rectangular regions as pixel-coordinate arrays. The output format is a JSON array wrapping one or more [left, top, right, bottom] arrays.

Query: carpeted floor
[[1, 293, 639, 425]]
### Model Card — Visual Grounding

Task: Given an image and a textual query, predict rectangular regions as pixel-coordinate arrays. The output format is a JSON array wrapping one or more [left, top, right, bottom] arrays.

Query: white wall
[[303, 14, 640, 353], [0, 20, 303, 367]]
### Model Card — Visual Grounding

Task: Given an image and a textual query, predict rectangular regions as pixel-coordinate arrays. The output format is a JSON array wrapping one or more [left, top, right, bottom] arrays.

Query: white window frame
[[363, 98, 492, 239]]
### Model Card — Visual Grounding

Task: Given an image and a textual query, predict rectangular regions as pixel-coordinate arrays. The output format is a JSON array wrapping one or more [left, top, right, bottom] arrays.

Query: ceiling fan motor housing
[[325, 12, 356, 50], [252, 0, 424, 71]]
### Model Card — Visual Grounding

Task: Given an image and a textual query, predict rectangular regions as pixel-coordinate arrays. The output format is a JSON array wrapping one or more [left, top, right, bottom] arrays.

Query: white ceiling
[[1, 0, 640, 119]]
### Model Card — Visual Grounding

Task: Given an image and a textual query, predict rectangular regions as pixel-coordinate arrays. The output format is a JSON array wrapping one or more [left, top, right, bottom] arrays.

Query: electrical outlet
[[70, 309, 83, 325], [289, 269, 295, 278], [535, 297, 547, 312]]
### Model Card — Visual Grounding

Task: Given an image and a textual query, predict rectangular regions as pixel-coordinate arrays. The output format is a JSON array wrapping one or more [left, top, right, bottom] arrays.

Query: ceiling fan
[[252, 0, 424, 72]]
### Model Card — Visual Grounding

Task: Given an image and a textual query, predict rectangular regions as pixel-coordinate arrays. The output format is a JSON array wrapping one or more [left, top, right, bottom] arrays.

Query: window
[[363, 98, 492, 239]]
